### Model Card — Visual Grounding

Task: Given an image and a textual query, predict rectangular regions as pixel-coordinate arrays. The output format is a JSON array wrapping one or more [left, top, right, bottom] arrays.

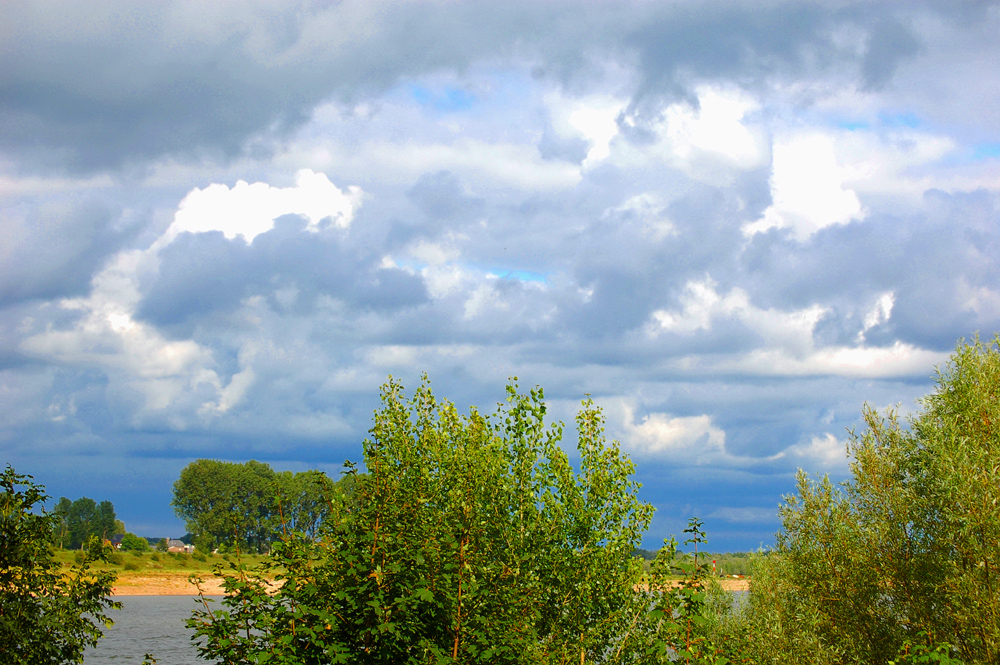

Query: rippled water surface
[[84, 596, 219, 665], [85, 591, 749, 663]]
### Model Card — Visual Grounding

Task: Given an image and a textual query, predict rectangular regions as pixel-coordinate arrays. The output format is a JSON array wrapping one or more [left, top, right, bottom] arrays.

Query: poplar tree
[[190, 377, 654, 664]]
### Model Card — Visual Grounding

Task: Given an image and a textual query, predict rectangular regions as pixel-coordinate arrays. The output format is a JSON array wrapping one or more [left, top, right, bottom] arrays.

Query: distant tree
[[173, 460, 342, 552], [119, 533, 149, 552], [52, 497, 72, 548], [95, 501, 117, 541], [52, 497, 119, 549], [172, 459, 281, 553], [0, 466, 119, 664], [274, 469, 338, 539]]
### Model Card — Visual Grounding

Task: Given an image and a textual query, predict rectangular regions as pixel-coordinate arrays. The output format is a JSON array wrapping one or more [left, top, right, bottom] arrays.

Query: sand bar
[[112, 572, 749, 596]]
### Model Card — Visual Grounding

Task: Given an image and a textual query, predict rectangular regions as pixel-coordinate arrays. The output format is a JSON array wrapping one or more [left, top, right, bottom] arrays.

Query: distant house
[[167, 539, 195, 554], [109, 534, 126, 550]]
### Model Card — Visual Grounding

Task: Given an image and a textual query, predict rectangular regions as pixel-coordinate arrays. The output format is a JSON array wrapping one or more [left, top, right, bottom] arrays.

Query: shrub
[[736, 337, 1000, 663], [106, 551, 123, 566], [120, 532, 150, 552], [0, 466, 119, 664]]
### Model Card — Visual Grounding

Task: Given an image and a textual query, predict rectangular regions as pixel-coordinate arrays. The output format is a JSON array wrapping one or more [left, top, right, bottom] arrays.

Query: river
[[85, 593, 749, 664], [84, 596, 216, 665]]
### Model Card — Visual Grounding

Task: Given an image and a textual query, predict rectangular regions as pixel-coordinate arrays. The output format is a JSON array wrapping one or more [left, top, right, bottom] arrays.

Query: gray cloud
[[0, 198, 137, 305], [136, 220, 428, 333], [1, 0, 956, 174], [3, 0, 998, 551]]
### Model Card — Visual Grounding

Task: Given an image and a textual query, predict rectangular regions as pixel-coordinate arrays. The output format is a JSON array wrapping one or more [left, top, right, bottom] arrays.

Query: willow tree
[[740, 336, 1000, 664], [190, 378, 654, 664]]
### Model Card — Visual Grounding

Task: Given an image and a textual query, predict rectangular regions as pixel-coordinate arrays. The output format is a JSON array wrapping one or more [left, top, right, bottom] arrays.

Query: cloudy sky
[[3, 0, 999, 550]]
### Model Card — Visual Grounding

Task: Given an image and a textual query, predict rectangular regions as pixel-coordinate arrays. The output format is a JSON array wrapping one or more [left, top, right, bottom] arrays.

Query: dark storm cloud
[[0, 198, 137, 305], [860, 16, 923, 90], [0, 0, 949, 174], [136, 218, 428, 332]]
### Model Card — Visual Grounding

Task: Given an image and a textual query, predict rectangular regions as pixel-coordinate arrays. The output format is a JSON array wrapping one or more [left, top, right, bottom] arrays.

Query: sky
[[2, 0, 1000, 551]]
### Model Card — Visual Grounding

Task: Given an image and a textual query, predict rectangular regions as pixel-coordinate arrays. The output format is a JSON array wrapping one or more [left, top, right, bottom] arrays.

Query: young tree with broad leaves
[[0, 466, 119, 664], [189, 377, 654, 664]]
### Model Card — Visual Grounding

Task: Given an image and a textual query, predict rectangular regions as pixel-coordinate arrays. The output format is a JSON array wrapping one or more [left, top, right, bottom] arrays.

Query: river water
[[83, 596, 217, 665], [85, 593, 749, 664]]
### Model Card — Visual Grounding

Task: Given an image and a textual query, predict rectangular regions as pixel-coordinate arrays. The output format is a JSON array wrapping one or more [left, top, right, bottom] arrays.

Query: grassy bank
[[53, 549, 274, 595]]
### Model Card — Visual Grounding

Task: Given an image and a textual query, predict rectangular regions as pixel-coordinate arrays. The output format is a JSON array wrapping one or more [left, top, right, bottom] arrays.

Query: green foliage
[[51, 495, 118, 549], [120, 532, 150, 552], [890, 633, 966, 665], [172, 459, 278, 553], [189, 377, 653, 664], [642, 518, 736, 665], [732, 336, 1000, 664], [0, 466, 120, 664], [274, 468, 340, 540], [172, 459, 340, 553]]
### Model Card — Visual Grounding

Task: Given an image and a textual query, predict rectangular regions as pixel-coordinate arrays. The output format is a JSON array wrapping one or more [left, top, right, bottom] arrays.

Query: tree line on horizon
[[171, 459, 356, 554]]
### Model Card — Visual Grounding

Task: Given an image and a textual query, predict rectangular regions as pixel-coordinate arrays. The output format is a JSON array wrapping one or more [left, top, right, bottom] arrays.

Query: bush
[[190, 378, 653, 664], [120, 532, 149, 552], [0, 466, 119, 664], [737, 337, 1000, 663], [106, 551, 123, 566], [150, 552, 160, 562], [123, 561, 140, 571], [193, 552, 207, 562], [130, 549, 144, 558]]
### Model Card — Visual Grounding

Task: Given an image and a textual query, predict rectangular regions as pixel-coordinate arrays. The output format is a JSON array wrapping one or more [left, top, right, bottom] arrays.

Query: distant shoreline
[[110, 571, 750, 596], [637, 578, 750, 593], [111, 572, 229, 596]]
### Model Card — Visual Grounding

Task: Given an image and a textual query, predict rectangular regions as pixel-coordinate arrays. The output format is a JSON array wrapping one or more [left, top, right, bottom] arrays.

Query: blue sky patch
[[492, 269, 547, 283], [973, 143, 1000, 159], [837, 119, 871, 131], [878, 111, 922, 129], [409, 84, 476, 112]]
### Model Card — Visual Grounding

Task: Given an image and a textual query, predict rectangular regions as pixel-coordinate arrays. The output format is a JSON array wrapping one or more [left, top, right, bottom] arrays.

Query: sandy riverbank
[[112, 572, 749, 596], [111, 572, 231, 596], [715, 578, 750, 592]]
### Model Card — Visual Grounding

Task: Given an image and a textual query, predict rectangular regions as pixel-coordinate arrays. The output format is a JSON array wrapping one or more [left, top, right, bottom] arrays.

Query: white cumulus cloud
[[158, 169, 362, 247], [745, 132, 865, 240], [622, 404, 727, 460]]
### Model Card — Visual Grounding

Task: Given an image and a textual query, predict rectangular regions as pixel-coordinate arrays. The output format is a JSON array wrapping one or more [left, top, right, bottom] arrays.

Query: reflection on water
[[84, 596, 218, 665]]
